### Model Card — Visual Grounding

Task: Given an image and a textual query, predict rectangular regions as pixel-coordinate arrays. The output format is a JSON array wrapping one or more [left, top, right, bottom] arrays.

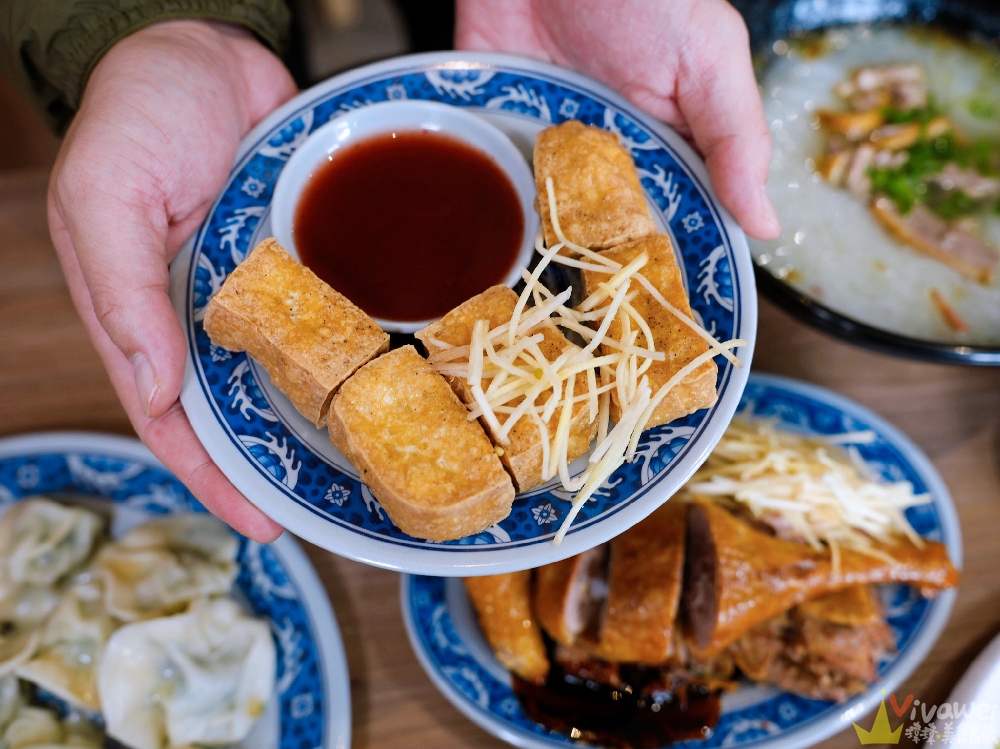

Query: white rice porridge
[[754, 27, 1000, 345]]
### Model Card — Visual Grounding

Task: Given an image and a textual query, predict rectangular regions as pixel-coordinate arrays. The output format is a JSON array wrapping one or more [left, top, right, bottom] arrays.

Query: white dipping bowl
[[271, 100, 539, 333]]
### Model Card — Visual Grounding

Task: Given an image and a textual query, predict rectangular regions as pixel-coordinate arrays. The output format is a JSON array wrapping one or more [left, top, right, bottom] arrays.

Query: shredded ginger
[[686, 419, 932, 563], [427, 177, 745, 543]]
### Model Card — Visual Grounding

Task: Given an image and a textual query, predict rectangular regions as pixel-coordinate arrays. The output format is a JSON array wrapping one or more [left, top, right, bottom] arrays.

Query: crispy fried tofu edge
[[327, 347, 515, 541]]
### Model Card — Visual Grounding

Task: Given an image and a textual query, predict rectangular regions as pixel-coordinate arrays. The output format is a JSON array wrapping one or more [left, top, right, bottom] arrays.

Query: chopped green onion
[[968, 97, 996, 120]]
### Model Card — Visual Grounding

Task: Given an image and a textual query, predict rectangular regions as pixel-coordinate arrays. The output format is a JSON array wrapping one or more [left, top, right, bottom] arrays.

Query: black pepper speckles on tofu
[[326, 345, 515, 541]]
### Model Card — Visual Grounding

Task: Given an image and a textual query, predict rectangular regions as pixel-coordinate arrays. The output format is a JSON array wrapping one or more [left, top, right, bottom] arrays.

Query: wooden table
[[2, 168, 999, 749]]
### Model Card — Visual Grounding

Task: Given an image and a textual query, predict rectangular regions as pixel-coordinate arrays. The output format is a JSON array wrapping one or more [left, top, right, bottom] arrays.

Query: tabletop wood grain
[[1, 168, 998, 749]]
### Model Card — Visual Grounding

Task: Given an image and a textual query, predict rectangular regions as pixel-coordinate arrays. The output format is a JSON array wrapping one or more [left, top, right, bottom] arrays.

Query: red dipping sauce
[[293, 130, 524, 322]]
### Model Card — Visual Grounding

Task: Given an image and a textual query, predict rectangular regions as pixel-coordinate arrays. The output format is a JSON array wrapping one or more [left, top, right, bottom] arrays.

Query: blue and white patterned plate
[[401, 373, 962, 749], [168, 52, 756, 575], [0, 432, 351, 749]]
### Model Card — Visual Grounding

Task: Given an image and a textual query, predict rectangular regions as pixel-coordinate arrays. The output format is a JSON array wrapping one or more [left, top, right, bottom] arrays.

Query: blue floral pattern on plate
[[401, 374, 961, 749], [0, 433, 350, 749], [171, 53, 755, 571]]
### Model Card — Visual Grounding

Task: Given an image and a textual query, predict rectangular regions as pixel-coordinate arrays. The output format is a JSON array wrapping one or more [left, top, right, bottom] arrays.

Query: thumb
[[676, 9, 781, 241], [50, 173, 185, 420]]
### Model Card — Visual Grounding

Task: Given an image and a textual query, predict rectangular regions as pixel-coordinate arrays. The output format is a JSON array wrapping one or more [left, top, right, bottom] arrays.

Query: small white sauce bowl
[[271, 100, 539, 334]]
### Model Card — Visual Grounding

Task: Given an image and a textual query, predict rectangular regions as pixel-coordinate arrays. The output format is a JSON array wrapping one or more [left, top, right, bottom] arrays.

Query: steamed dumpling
[[0, 587, 63, 680], [49, 715, 104, 749], [0, 499, 103, 589], [3, 710, 103, 748], [0, 588, 61, 629], [0, 675, 102, 748], [97, 598, 275, 749], [0, 675, 20, 732], [4, 707, 67, 748], [0, 585, 66, 680], [0, 624, 43, 682], [0, 499, 103, 681], [16, 578, 115, 711], [94, 514, 238, 621]]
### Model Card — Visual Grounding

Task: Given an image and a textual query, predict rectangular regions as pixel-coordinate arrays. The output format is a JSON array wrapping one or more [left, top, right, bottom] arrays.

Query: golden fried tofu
[[534, 121, 656, 251], [415, 285, 597, 492], [414, 286, 516, 370], [327, 346, 515, 541], [582, 235, 717, 428], [595, 500, 686, 664], [464, 572, 550, 684], [204, 238, 389, 427], [534, 545, 608, 645]]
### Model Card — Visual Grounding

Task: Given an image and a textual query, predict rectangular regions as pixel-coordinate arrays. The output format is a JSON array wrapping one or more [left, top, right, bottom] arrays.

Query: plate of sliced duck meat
[[402, 373, 961, 749]]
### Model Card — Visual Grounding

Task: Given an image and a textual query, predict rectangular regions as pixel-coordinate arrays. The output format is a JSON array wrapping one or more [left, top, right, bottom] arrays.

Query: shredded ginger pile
[[686, 419, 932, 563], [427, 178, 746, 543]]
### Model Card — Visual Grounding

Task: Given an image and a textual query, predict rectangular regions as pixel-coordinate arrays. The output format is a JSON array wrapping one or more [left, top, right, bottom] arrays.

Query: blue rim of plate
[[0, 432, 351, 749], [400, 373, 962, 749], [168, 51, 757, 575]]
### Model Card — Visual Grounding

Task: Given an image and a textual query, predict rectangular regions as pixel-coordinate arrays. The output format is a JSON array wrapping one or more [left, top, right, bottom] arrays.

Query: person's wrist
[[95, 18, 258, 74], [84, 18, 290, 137], [111, 17, 257, 51]]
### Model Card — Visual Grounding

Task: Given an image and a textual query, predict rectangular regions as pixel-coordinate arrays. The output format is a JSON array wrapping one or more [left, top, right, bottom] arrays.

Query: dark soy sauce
[[294, 130, 524, 322], [513, 663, 721, 749]]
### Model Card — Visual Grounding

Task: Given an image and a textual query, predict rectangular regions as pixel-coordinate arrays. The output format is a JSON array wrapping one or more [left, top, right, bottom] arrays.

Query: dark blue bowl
[[733, 0, 1000, 366]]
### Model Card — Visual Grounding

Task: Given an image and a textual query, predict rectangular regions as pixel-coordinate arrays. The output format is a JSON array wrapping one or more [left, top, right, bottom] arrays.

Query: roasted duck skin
[[595, 500, 687, 664], [684, 501, 958, 657], [796, 584, 882, 627], [464, 572, 550, 685]]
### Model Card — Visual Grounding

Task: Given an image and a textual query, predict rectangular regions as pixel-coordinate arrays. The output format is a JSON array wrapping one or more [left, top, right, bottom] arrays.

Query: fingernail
[[132, 353, 160, 418], [760, 184, 781, 234]]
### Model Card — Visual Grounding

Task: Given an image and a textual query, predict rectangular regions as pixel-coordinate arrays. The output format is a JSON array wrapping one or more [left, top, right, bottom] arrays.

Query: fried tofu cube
[[534, 121, 657, 252], [582, 234, 717, 428], [327, 346, 515, 541], [464, 572, 550, 685], [415, 285, 597, 492], [204, 238, 389, 427]]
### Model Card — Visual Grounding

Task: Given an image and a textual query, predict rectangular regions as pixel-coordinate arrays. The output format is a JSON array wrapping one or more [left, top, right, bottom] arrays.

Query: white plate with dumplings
[[0, 431, 351, 749]]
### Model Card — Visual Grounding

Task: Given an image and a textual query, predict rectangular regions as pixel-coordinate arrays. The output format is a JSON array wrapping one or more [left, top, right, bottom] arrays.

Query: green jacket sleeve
[[0, 0, 291, 133]]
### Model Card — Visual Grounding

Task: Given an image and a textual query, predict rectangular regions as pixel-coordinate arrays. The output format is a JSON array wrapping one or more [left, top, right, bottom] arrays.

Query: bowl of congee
[[735, 0, 1000, 364]]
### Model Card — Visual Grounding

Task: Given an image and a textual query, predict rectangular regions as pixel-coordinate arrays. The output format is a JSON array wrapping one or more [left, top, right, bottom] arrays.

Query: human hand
[[48, 20, 297, 541], [455, 0, 780, 240]]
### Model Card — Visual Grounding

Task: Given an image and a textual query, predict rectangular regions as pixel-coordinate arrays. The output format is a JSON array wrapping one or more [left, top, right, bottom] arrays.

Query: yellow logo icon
[[853, 700, 903, 745]]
